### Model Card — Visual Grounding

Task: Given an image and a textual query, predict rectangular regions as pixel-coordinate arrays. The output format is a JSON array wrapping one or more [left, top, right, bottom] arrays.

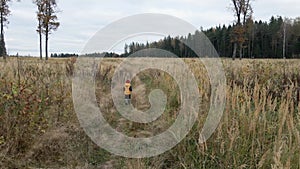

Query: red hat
[[126, 80, 130, 83]]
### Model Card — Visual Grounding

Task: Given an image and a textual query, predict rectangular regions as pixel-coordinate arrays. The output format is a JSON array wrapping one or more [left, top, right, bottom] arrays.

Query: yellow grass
[[0, 57, 299, 168]]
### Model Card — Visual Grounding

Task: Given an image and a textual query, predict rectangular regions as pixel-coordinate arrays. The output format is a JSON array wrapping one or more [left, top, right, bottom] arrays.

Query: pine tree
[[34, 0, 59, 60], [34, 0, 45, 60], [0, 0, 10, 59]]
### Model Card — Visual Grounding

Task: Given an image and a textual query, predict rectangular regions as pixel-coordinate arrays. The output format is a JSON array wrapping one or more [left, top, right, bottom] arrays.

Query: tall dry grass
[[0, 57, 299, 168]]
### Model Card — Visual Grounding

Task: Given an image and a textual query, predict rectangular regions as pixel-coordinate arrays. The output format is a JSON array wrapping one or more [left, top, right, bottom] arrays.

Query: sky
[[5, 0, 300, 56]]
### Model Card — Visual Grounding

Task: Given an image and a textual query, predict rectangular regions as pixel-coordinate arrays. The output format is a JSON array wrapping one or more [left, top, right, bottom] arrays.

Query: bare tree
[[231, 0, 253, 60], [242, 0, 252, 25]]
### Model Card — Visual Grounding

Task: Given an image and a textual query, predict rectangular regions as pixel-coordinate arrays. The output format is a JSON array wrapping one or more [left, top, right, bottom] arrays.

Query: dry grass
[[0, 57, 300, 168]]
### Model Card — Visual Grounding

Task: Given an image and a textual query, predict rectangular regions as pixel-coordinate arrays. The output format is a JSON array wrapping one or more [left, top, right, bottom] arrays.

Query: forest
[[123, 16, 300, 59]]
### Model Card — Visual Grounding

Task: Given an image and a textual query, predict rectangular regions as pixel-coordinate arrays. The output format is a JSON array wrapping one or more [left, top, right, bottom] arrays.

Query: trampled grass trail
[[0, 57, 299, 168]]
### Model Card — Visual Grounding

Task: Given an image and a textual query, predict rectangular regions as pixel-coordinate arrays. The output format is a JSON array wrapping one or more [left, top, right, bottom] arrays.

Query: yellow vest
[[124, 83, 131, 95]]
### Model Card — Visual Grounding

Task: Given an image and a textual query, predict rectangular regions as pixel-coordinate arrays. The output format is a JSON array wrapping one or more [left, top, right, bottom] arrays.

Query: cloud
[[253, 0, 300, 20], [5, 0, 300, 56]]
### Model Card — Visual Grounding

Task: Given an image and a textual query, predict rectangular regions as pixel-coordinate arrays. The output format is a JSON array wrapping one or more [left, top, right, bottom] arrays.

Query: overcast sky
[[6, 0, 300, 56]]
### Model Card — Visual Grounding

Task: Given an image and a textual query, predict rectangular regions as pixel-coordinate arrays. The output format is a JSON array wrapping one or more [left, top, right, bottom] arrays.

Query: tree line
[[123, 0, 299, 59], [122, 16, 300, 59], [0, 0, 59, 60], [206, 16, 300, 59], [50, 53, 78, 58]]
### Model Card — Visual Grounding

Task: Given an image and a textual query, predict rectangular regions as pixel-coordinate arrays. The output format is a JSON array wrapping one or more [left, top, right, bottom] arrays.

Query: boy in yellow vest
[[124, 80, 132, 105]]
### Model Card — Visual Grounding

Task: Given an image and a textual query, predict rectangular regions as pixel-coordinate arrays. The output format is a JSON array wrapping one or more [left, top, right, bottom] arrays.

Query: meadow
[[0, 57, 300, 169]]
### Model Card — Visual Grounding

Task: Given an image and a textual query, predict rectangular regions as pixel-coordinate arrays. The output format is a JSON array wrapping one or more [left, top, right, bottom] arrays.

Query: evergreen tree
[[123, 16, 300, 59], [34, 0, 45, 60], [0, 0, 10, 59], [34, 0, 59, 60]]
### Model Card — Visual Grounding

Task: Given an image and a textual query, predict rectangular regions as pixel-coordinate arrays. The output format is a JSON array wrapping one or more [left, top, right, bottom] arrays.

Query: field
[[0, 57, 300, 169]]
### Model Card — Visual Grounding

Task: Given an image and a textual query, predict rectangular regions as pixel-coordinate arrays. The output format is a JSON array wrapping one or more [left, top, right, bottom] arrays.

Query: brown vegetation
[[0, 57, 300, 168]]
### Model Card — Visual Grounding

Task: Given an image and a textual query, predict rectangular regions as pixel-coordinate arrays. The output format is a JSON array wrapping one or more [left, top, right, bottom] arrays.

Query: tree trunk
[[283, 22, 286, 59], [232, 43, 237, 60], [239, 44, 243, 60], [274, 40, 277, 58], [0, 10, 6, 60], [248, 39, 251, 58], [0, 11, 3, 40], [251, 30, 254, 58], [39, 31, 43, 59], [38, 20, 43, 60], [45, 25, 48, 60]]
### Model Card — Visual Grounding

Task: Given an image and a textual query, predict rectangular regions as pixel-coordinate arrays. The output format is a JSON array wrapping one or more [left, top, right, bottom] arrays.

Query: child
[[124, 80, 132, 105]]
